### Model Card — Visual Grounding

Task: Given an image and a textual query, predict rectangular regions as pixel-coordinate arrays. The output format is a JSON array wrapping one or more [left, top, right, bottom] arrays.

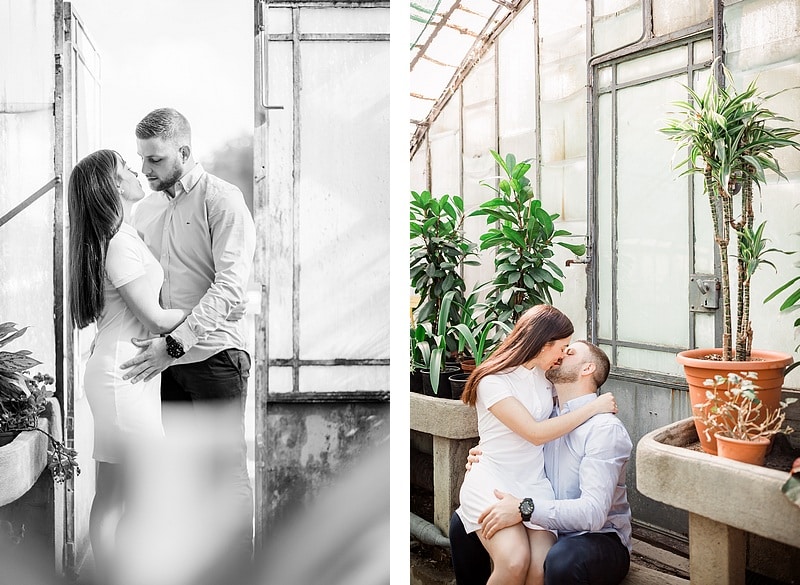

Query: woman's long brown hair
[[68, 149, 124, 329], [461, 305, 573, 406]]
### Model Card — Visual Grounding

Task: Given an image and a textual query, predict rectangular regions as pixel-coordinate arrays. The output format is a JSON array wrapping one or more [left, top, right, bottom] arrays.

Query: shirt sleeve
[[479, 375, 513, 409], [525, 421, 632, 532], [105, 231, 146, 288], [170, 185, 256, 349]]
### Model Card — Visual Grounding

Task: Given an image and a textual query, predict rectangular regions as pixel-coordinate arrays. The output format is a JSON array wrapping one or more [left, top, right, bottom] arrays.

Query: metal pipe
[[410, 513, 450, 548]]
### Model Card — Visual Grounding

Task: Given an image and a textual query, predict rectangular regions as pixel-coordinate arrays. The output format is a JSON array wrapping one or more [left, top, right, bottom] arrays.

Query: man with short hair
[[449, 340, 633, 585], [120, 107, 256, 566]]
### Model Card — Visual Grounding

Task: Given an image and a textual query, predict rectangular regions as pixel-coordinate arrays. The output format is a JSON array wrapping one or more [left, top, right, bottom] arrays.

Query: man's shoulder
[[201, 171, 245, 199], [581, 412, 632, 447]]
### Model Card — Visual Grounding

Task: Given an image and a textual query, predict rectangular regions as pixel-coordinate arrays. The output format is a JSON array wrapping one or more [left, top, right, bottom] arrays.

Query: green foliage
[[410, 190, 477, 350], [661, 59, 800, 360], [765, 231, 800, 349], [413, 291, 456, 394], [470, 151, 586, 330]]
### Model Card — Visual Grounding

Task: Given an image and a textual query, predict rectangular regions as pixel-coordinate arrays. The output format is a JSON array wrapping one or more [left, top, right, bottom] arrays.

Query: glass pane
[[429, 95, 462, 198], [539, 0, 585, 36], [593, 0, 643, 56], [0, 0, 53, 106], [299, 366, 389, 393], [298, 41, 389, 360], [652, 0, 713, 37], [300, 7, 389, 34], [597, 93, 613, 340], [267, 41, 295, 360], [498, 3, 535, 150], [597, 65, 613, 91], [267, 366, 294, 394], [267, 8, 293, 34], [617, 46, 687, 84], [724, 0, 800, 73], [617, 347, 684, 376], [694, 312, 716, 349], [615, 76, 689, 347], [541, 160, 587, 222], [693, 38, 713, 64]]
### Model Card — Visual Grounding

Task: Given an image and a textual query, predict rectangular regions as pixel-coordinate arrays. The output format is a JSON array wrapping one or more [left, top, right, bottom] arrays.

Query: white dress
[[83, 222, 164, 463], [456, 365, 556, 533]]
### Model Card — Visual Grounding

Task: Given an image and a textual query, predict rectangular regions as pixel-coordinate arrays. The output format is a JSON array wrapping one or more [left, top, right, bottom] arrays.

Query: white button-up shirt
[[133, 163, 256, 365], [524, 393, 633, 550]]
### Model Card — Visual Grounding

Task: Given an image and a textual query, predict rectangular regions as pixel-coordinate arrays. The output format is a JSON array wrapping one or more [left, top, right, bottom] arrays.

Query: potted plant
[[693, 371, 796, 466], [413, 291, 462, 398], [469, 150, 586, 340], [765, 231, 800, 352], [661, 61, 800, 453], [0, 322, 80, 483]]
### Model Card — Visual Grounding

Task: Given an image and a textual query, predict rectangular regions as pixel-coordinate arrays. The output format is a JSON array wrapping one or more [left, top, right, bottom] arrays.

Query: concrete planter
[[637, 417, 800, 584], [0, 417, 51, 507]]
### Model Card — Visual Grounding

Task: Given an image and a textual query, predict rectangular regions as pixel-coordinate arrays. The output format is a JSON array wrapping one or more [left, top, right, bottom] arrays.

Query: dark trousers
[[161, 348, 254, 577], [449, 512, 630, 585]]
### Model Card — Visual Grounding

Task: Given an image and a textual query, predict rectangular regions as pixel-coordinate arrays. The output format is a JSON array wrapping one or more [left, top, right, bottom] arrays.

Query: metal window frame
[[586, 0, 724, 385]]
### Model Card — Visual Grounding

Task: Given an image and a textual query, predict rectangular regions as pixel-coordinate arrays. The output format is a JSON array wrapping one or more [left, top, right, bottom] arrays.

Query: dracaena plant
[[661, 59, 800, 360], [470, 150, 586, 333]]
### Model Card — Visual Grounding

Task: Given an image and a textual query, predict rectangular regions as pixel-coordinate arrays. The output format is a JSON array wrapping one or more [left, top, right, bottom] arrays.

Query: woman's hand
[[594, 392, 618, 415], [465, 445, 482, 472]]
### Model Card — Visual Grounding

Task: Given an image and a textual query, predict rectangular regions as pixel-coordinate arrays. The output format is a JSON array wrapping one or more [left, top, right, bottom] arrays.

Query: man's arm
[[479, 423, 632, 539]]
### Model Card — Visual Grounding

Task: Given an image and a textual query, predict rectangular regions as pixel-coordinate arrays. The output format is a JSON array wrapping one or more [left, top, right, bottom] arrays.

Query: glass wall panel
[[617, 346, 685, 375], [597, 94, 613, 340], [298, 41, 389, 360], [267, 366, 294, 394], [539, 0, 585, 35], [652, 0, 713, 37], [300, 7, 389, 34], [429, 95, 462, 198], [724, 0, 800, 73], [615, 76, 689, 346], [616, 46, 687, 84], [267, 41, 295, 360], [300, 366, 389, 393], [592, 0, 643, 56], [498, 1, 535, 161], [267, 8, 293, 34]]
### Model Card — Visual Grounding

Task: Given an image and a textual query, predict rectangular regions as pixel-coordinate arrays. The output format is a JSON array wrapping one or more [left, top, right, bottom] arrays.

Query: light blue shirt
[[523, 393, 633, 551]]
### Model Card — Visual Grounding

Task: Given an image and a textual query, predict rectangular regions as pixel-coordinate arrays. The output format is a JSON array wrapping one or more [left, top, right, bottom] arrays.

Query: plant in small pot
[[693, 371, 796, 466], [661, 60, 800, 454], [469, 150, 586, 342], [0, 322, 80, 483], [449, 311, 512, 401], [414, 291, 461, 398]]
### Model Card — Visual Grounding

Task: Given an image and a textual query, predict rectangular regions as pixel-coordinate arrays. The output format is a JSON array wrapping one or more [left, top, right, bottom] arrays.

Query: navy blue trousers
[[449, 512, 630, 585]]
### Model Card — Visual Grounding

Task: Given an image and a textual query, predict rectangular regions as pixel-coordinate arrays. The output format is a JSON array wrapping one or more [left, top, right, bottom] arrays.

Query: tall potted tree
[[470, 150, 586, 341], [661, 60, 800, 453]]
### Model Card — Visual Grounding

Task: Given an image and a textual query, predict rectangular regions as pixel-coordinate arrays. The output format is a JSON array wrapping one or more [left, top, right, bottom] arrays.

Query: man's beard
[[545, 364, 580, 384], [150, 161, 183, 192]]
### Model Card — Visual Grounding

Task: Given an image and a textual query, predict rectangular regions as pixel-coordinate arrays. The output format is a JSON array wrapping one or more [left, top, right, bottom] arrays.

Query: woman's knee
[[493, 543, 530, 580]]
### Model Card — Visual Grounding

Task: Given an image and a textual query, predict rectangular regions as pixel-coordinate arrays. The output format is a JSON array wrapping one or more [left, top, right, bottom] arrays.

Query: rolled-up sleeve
[[171, 190, 256, 349], [525, 425, 631, 532]]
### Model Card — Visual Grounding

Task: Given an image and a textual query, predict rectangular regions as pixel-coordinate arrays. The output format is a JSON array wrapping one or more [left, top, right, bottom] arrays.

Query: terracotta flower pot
[[715, 433, 771, 466], [677, 348, 793, 455], [459, 358, 476, 373]]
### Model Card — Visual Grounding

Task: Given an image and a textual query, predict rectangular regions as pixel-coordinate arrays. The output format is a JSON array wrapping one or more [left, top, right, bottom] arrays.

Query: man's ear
[[582, 362, 597, 377], [179, 145, 191, 162]]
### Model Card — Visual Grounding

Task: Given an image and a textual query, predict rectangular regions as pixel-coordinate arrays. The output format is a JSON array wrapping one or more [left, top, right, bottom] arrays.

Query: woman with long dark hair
[[455, 305, 617, 585], [68, 149, 188, 579]]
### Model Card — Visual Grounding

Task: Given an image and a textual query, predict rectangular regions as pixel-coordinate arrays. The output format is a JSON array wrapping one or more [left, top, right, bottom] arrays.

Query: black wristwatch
[[165, 334, 185, 359], [519, 497, 534, 522]]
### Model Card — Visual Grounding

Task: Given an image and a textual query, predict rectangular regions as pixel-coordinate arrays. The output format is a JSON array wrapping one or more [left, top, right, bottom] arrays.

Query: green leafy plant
[[414, 290, 457, 394], [451, 290, 511, 367], [693, 371, 796, 442], [661, 59, 800, 360], [410, 190, 477, 330], [765, 231, 800, 350], [0, 322, 80, 483], [470, 150, 586, 330]]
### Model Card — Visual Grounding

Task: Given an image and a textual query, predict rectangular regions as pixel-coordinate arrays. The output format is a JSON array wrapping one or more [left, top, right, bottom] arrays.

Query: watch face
[[520, 499, 534, 516]]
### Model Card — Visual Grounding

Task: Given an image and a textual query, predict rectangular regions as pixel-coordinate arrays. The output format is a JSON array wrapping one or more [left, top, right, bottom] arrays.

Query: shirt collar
[[172, 163, 204, 198], [559, 392, 597, 414]]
